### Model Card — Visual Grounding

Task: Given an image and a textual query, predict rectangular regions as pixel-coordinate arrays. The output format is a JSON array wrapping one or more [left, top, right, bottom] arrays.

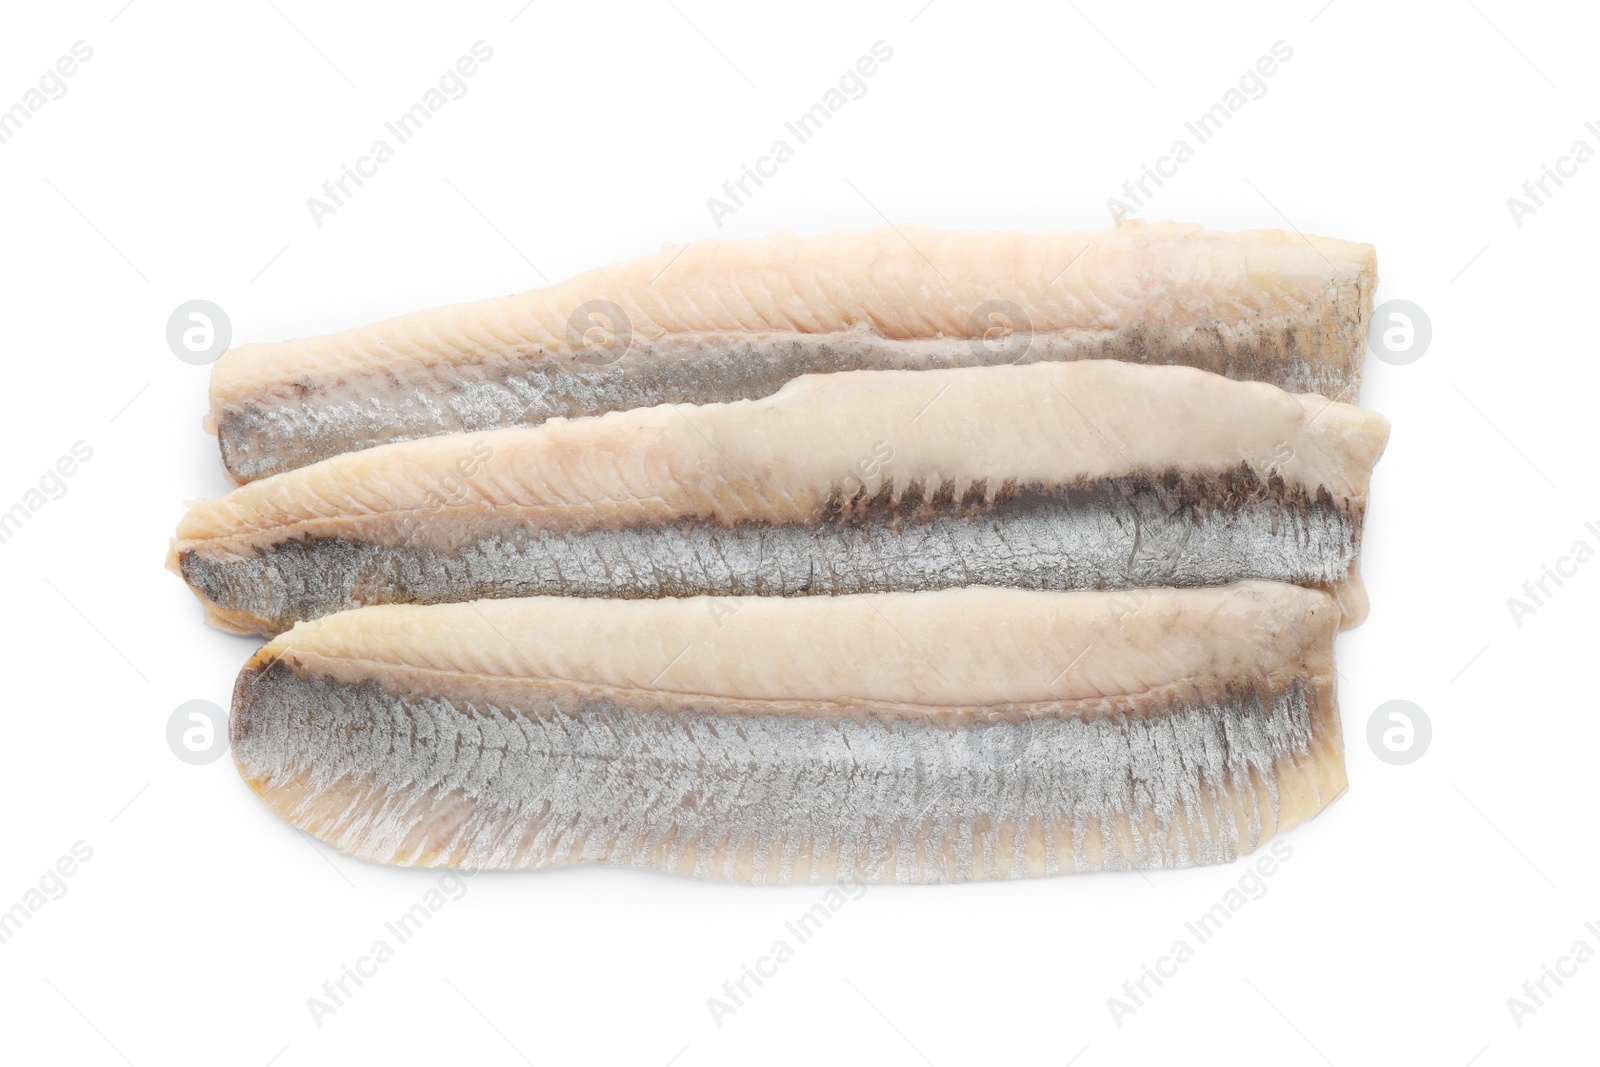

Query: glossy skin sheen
[[208, 222, 1377, 482], [174, 361, 1389, 635], [231, 584, 1347, 882]]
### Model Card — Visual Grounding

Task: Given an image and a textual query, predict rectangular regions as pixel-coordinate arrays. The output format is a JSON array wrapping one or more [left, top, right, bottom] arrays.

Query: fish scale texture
[[234, 668, 1341, 881], [181, 477, 1360, 635], [227, 584, 1346, 880]]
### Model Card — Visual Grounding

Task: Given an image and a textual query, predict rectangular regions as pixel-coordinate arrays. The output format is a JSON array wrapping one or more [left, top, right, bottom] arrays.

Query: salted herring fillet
[[231, 582, 1346, 881], [208, 221, 1377, 482], [173, 361, 1390, 636]]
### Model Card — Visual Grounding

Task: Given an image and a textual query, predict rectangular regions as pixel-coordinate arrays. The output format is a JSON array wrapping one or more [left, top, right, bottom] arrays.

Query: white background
[[0, 0, 1593, 1063]]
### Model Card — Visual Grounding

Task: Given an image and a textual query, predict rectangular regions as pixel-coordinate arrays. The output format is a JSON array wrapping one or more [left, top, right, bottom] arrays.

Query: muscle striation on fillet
[[172, 361, 1390, 635], [230, 583, 1347, 881], [208, 221, 1377, 482]]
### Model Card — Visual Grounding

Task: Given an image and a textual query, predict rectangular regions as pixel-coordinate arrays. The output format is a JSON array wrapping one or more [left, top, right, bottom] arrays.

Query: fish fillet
[[173, 361, 1390, 636], [209, 221, 1377, 482], [230, 582, 1347, 881]]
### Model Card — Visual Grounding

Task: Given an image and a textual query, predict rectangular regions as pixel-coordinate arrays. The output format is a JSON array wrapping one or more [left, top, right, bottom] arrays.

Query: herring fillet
[[208, 221, 1377, 482], [230, 582, 1347, 881], [173, 361, 1391, 636]]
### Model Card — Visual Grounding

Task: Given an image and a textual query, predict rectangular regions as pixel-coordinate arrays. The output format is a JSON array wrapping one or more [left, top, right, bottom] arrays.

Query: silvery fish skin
[[172, 361, 1390, 636], [230, 583, 1347, 881], [208, 221, 1377, 482]]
